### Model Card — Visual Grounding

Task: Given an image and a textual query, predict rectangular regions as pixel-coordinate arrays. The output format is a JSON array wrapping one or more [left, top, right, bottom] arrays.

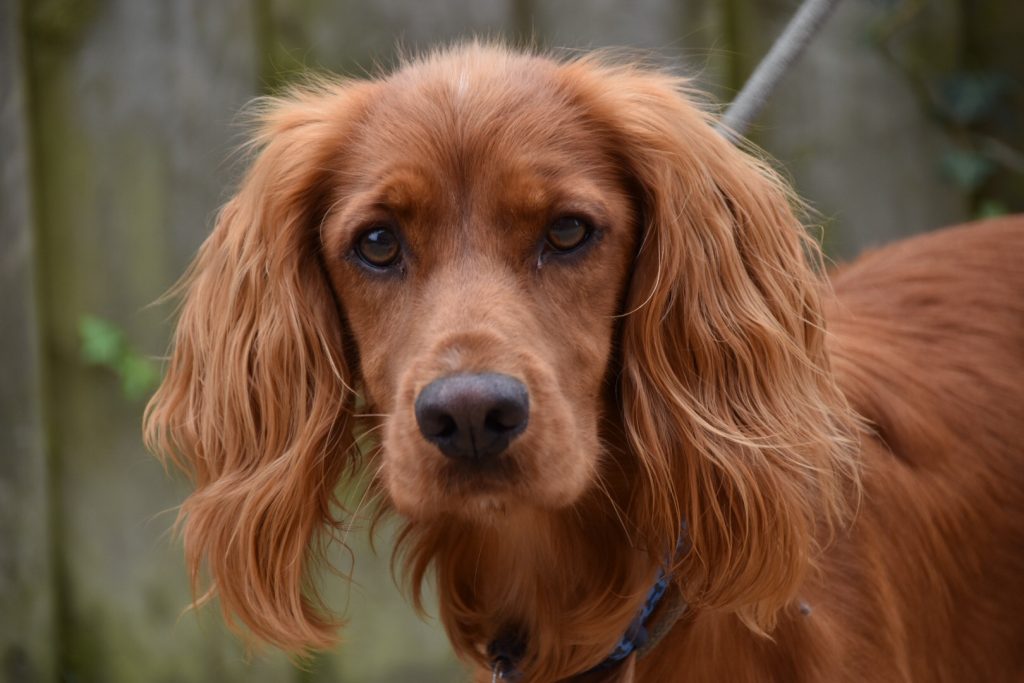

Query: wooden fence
[[1, 0, 1019, 681]]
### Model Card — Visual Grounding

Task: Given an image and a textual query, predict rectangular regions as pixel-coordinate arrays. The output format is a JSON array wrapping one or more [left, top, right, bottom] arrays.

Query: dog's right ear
[[144, 82, 373, 653]]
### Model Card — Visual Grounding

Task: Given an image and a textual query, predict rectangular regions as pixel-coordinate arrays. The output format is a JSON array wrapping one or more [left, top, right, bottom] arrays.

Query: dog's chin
[[382, 441, 596, 524]]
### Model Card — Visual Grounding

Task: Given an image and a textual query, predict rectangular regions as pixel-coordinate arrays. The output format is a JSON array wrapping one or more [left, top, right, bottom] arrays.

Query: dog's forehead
[[353, 54, 592, 173]]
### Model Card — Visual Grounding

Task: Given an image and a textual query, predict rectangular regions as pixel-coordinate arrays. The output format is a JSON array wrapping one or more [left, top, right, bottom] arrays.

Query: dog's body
[[642, 218, 1024, 682], [145, 45, 1024, 681]]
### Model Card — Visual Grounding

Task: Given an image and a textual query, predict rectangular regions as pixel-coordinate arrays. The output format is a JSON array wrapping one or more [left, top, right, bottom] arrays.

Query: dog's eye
[[546, 216, 591, 253], [355, 227, 401, 268]]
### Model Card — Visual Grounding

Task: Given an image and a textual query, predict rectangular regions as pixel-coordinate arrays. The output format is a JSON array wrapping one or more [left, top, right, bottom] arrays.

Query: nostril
[[427, 413, 457, 438], [418, 407, 457, 439], [484, 409, 510, 433], [485, 400, 528, 434]]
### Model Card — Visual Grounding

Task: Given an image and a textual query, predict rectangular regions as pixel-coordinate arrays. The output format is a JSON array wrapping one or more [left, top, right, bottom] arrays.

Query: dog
[[144, 43, 1024, 681]]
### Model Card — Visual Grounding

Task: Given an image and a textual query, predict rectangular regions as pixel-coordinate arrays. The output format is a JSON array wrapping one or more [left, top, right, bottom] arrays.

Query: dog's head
[[146, 44, 857, 674]]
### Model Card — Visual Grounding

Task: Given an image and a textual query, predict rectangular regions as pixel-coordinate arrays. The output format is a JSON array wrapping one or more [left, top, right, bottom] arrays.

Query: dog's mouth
[[381, 438, 529, 519], [438, 452, 523, 494]]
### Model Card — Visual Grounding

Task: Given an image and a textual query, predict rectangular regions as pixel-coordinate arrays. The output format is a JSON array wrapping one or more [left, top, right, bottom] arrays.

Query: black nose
[[414, 372, 529, 462]]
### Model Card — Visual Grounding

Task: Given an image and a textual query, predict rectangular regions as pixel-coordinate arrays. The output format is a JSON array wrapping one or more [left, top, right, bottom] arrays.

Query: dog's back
[[824, 217, 1024, 681]]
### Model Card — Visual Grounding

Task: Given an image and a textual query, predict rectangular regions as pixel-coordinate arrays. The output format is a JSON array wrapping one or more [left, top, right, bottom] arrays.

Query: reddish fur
[[145, 44, 1024, 681]]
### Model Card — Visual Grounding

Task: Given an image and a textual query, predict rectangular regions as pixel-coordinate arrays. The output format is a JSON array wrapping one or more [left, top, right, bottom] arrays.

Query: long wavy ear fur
[[143, 82, 371, 653], [564, 58, 860, 632]]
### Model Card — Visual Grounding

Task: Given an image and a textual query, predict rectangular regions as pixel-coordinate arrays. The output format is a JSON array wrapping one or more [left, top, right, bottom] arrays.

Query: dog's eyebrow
[[500, 169, 613, 221], [374, 169, 435, 214], [547, 182, 616, 228], [555, 199, 612, 229], [330, 170, 440, 233]]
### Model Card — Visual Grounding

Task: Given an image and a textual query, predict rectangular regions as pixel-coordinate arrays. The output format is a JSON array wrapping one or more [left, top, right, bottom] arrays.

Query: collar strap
[[596, 563, 675, 668], [490, 528, 689, 680]]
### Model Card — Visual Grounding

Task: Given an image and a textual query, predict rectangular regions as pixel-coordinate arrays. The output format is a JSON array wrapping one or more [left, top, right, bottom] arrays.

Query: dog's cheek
[[352, 330, 404, 410], [540, 275, 629, 504], [379, 409, 440, 516], [531, 424, 600, 507], [520, 375, 602, 507], [331, 275, 421, 412]]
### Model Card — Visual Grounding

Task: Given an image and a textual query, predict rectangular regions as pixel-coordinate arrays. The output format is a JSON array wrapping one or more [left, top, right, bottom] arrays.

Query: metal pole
[[718, 0, 844, 142]]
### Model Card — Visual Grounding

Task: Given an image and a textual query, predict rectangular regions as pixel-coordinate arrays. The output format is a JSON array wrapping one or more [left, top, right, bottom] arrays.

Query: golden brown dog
[[145, 44, 1024, 681]]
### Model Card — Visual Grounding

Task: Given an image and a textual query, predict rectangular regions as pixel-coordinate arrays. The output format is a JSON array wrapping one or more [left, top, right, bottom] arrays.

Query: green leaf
[[79, 314, 125, 365], [117, 354, 160, 401], [79, 314, 160, 401], [976, 199, 1010, 220], [934, 72, 1009, 126], [940, 149, 995, 191]]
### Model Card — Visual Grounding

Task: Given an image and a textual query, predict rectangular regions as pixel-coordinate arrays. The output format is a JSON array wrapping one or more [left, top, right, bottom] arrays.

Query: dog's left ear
[[566, 60, 859, 632], [144, 82, 373, 652]]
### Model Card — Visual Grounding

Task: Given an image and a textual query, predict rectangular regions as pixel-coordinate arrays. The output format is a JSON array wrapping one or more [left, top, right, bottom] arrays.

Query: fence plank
[[24, 1, 298, 680], [260, 0, 514, 88], [0, 2, 56, 681], [533, 0, 689, 52]]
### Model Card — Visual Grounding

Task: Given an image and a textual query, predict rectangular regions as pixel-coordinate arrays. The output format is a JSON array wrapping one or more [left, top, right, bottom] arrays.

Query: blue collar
[[489, 531, 689, 680]]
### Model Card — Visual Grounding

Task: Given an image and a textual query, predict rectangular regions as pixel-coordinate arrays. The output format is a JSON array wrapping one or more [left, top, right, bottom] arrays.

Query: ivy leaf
[[976, 199, 1009, 220], [934, 72, 1009, 126], [117, 354, 160, 401], [80, 315, 125, 366], [79, 314, 160, 401], [941, 149, 995, 191]]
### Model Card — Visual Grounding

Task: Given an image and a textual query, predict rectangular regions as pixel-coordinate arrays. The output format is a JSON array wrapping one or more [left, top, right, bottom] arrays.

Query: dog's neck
[[398, 492, 664, 680]]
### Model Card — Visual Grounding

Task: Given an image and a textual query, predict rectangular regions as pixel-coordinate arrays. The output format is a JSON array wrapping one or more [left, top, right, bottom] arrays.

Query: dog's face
[[320, 59, 638, 518]]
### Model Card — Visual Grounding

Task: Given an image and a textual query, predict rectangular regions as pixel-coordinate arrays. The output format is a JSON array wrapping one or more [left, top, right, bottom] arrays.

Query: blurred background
[[1, 0, 1021, 681]]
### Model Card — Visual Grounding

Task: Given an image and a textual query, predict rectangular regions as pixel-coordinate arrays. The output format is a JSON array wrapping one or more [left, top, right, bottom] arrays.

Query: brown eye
[[546, 216, 591, 252], [355, 227, 401, 268]]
